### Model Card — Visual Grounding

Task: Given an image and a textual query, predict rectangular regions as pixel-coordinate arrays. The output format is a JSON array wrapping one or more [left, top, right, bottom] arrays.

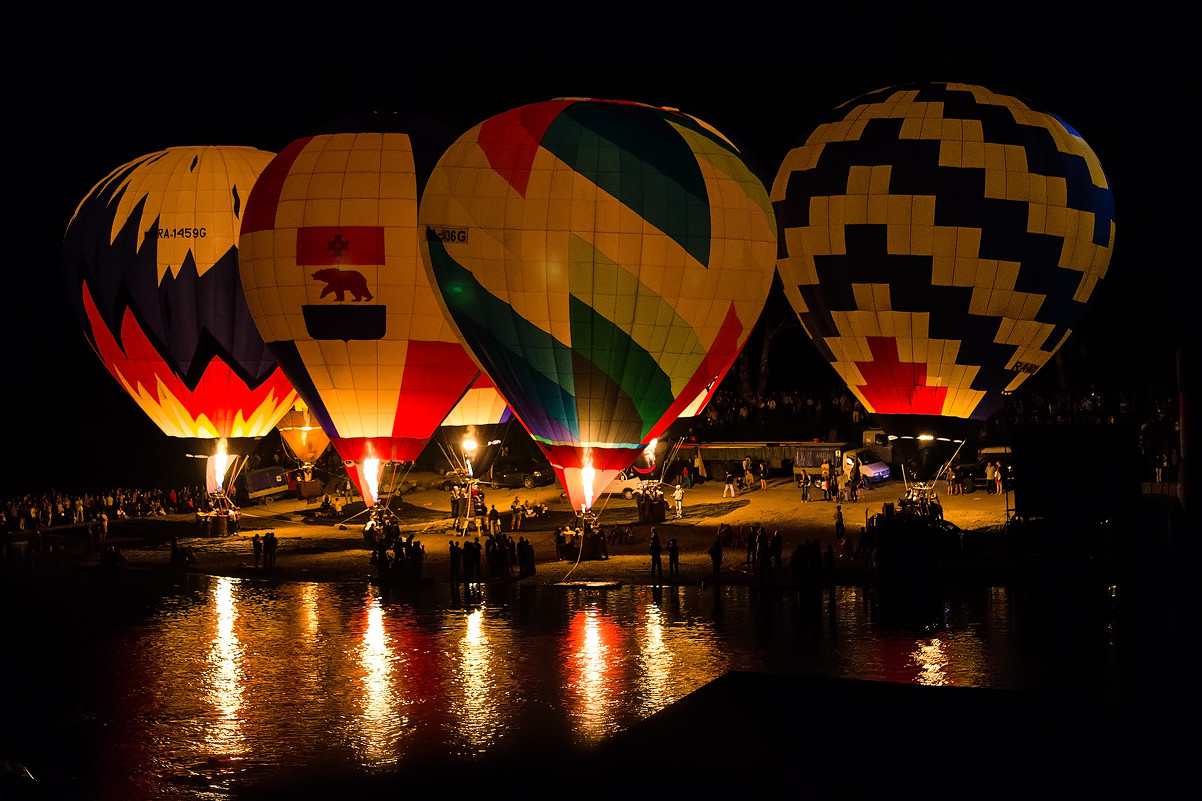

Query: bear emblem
[[312, 268, 373, 302]]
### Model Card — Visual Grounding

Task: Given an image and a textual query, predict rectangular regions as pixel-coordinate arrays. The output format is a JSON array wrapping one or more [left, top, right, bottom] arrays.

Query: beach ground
[[11, 473, 1013, 587]]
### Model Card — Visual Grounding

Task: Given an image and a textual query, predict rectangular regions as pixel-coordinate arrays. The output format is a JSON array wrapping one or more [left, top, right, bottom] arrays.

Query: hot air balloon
[[276, 401, 330, 479], [62, 146, 298, 492], [441, 371, 511, 429], [238, 131, 481, 505], [419, 99, 778, 510], [432, 371, 513, 481], [772, 83, 1115, 476]]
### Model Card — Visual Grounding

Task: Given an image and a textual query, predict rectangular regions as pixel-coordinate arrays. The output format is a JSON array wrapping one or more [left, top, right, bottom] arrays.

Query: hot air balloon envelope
[[420, 99, 777, 509], [62, 146, 298, 454], [239, 132, 480, 504], [772, 83, 1115, 437]]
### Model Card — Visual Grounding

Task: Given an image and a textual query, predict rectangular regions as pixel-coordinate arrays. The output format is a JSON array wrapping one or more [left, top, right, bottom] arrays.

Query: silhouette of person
[[649, 528, 664, 581]]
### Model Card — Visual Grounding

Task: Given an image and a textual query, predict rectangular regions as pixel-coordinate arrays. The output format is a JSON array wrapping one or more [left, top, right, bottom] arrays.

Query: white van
[[844, 448, 891, 483], [604, 469, 667, 500]]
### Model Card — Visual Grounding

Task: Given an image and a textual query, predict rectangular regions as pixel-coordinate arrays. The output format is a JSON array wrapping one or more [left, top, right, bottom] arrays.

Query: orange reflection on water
[[566, 607, 624, 743], [637, 601, 674, 711], [299, 582, 319, 640], [912, 637, 950, 686], [453, 608, 501, 751], [204, 577, 244, 755], [355, 595, 402, 767]]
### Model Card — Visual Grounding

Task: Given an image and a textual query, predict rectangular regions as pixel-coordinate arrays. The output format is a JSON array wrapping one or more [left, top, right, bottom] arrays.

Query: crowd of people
[[998, 384, 1182, 480], [448, 531, 537, 582], [363, 508, 427, 584], [1, 485, 212, 535], [680, 387, 869, 444]]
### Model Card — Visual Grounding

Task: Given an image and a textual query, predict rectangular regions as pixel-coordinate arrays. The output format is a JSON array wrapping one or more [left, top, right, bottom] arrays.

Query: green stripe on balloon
[[567, 234, 708, 403], [669, 119, 777, 238], [567, 292, 672, 440], [542, 102, 711, 266], [424, 231, 580, 444]]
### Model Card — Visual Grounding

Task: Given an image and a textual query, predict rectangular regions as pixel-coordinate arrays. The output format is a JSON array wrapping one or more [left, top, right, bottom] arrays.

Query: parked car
[[604, 469, 666, 500], [489, 456, 555, 489], [843, 448, 891, 483]]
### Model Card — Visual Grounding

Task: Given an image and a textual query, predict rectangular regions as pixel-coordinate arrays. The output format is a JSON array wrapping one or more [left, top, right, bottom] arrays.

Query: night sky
[[5, 3, 1190, 491]]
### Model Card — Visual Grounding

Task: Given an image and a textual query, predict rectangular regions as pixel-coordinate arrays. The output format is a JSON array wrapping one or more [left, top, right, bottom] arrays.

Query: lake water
[[1, 567, 1185, 799]]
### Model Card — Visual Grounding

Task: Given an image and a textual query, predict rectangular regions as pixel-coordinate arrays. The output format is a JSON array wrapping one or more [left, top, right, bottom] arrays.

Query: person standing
[[263, 530, 278, 569], [707, 535, 722, 585], [994, 462, 1004, 495], [756, 528, 772, 583], [723, 471, 736, 498], [759, 462, 768, 491], [820, 459, 831, 500], [252, 533, 262, 569], [833, 506, 844, 544], [488, 504, 501, 535], [673, 484, 684, 518], [667, 538, 680, 580], [985, 461, 997, 494], [649, 528, 663, 581], [800, 470, 810, 503], [449, 540, 462, 582]]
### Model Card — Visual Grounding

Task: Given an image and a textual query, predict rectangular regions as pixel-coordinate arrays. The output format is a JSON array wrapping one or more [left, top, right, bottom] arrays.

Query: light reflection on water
[[203, 577, 243, 756], [454, 608, 499, 753], [354, 596, 401, 767], [15, 577, 1080, 799]]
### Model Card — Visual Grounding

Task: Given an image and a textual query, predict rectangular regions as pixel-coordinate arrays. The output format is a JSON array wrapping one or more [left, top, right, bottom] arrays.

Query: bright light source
[[462, 439, 478, 453], [212, 438, 229, 491], [917, 434, 935, 441], [581, 462, 596, 511], [363, 458, 381, 505], [642, 438, 658, 467]]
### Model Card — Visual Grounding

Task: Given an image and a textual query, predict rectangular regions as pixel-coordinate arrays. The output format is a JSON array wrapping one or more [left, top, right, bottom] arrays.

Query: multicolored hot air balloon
[[772, 83, 1115, 469], [62, 146, 298, 488], [419, 99, 778, 510], [238, 131, 480, 505]]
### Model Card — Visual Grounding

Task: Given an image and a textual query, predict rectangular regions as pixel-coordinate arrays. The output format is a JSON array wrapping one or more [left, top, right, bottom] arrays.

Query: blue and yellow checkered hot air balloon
[[420, 99, 777, 510], [773, 83, 1115, 474]]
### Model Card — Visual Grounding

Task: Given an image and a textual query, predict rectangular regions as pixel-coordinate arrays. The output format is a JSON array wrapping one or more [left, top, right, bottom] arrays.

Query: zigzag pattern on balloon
[[773, 83, 1115, 421]]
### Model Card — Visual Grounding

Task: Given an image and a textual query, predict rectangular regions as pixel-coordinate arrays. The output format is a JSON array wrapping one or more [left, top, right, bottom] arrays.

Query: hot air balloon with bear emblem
[[238, 129, 481, 505], [419, 98, 778, 510], [772, 83, 1115, 477]]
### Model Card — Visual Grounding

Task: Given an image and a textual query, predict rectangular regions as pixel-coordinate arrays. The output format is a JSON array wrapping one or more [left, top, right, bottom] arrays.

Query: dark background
[[4, 3, 1191, 491]]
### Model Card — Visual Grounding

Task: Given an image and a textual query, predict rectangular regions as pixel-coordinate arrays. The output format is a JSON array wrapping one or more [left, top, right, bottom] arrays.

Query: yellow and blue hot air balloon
[[419, 99, 777, 510], [772, 83, 1115, 473], [62, 147, 298, 487]]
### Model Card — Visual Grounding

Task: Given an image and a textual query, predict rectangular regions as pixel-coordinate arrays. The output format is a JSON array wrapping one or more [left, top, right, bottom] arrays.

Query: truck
[[683, 441, 852, 484], [242, 466, 291, 503]]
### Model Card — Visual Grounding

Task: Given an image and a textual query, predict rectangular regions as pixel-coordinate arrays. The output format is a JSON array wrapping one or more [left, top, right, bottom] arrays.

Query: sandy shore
[[10, 472, 1013, 587]]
